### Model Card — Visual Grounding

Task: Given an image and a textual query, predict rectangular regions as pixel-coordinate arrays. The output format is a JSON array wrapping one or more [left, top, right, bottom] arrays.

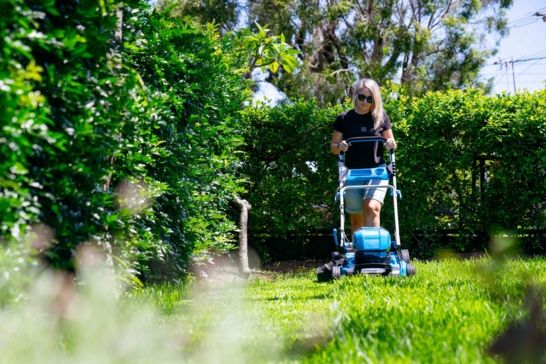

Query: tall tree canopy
[[158, 0, 240, 33], [170, 0, 513, 103]]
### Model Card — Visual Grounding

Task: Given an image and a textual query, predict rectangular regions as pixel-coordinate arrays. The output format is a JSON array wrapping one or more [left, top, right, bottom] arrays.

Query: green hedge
[[1, 0, 137, 274], [122, 10, 249, 278], [239, 100, 341, 235], [391, 90, 545, 255], [0, 0, 249, 284], [241, 90, 546, 258]]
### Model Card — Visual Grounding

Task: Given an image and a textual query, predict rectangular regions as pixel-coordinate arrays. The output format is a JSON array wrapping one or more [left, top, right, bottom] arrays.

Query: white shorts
[[344, 179, 389, 214]]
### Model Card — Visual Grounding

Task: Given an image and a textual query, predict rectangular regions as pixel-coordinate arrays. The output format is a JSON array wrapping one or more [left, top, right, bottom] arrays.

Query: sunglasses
[[357, 94, 373, 103]]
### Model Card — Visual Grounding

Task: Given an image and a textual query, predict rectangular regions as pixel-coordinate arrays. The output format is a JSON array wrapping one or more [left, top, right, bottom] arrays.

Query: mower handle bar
[[339, 136, 394, 160], [345, 136, 386, 145]]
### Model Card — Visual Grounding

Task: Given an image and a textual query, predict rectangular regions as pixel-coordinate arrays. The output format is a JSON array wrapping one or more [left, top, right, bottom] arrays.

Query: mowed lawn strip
[[132, 258, 545, 363], [304, 258, 545, 363]]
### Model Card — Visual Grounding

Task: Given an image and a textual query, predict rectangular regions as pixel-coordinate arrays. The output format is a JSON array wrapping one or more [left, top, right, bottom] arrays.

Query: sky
[[481, 0, 546, 94], [254, 0, 546, 104]]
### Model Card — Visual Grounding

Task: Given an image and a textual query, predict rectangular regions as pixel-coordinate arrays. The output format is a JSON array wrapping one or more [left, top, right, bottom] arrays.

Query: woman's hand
[[385, 138, 396, 150], [338, 140, 349, 152]]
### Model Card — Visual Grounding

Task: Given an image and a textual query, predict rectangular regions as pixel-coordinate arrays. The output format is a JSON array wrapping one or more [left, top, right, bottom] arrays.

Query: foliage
[[239, 99, 342, 237], [240, 90, 545, 258], [0, 239, 38, 306], [0, 258, 186, 363], [0, 0, 252, 281], [200, 0, 514, 103], [390, 89, 546, 256], [121, 10, 250, 277], [0, 0, 52, 254], [0, 0, 142, 273], [157, 0, 240, 33], [157, 2, 301, 78], [231, 22, 300, 75]]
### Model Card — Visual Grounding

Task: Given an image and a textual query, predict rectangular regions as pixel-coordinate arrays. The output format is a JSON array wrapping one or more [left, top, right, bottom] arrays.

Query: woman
[[330, 78, 396, 233]]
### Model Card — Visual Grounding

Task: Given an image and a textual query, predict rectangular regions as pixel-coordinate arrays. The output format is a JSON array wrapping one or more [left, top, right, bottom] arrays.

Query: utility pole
[[493, 56, 546, 94], [490, 9, 546, 93], [510, 58, 516, 93]]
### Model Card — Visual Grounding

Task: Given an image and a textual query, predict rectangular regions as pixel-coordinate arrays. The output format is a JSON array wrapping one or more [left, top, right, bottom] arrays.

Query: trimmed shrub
[[240, 100, 341, 234], [391, 90, 546, 256], [1, 0, 136, 273], [0, 0, 250, 283], [122, 10, 250, 277], [240, 90, 546, 259]]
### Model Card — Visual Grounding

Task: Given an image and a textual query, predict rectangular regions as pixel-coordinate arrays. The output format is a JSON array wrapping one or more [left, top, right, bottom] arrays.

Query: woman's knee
[[364, 199, 381, 215]]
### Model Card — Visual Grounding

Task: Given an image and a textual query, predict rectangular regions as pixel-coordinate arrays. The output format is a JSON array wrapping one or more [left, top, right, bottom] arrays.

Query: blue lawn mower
[[317, 136, 415, 281]]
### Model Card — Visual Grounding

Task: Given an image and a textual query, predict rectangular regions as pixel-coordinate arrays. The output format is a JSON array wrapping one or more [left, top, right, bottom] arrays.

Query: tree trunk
[[235, 197, 252, 275]]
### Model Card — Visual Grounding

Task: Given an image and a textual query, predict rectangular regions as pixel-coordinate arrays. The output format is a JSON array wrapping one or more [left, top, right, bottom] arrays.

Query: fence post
[[235, 197, 252, 275]]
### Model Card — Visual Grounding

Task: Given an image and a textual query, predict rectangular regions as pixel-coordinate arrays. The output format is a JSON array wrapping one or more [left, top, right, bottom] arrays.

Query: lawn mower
[[317, 136, 415, 281]]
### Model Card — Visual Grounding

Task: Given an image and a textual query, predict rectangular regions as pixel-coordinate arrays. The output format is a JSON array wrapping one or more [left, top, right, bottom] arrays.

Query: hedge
[[391, 89, 545, 256], [0, 0, 249, 287], [240, 90, 546, 259]]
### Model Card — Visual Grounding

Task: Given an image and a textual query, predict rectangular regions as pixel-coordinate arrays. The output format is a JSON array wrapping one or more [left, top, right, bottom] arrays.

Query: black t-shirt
[[333, 109, 392, 168]]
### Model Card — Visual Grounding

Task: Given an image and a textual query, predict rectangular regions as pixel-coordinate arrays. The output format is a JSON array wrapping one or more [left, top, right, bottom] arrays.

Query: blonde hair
[[351, 78, 384, 130]]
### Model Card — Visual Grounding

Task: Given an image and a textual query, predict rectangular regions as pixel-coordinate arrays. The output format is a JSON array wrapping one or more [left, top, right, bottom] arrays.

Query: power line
[[487, 56, 546, 67], [489, 56, 546, 93], [506, 8, 546, 29], [482, 72, 546, 76], [516, 57, 544, 79], [497, 56, 546, 65], [522, 49, 546, 58], [481, 7, 546, 92]]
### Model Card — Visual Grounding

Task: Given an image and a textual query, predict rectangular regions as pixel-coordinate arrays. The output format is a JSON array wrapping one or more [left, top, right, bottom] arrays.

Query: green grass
[[0, 257, 544, 363], [305, 259, 511, 363], [130, 257, 545, 363]]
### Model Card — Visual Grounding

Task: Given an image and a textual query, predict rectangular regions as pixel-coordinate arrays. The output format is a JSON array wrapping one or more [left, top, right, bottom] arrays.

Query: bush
[[240, 90, 546, 259], [0, 0, 250, 283], [239, 100, 341, 234], [1, 0, 135, 273], [122, 10, 250, 277], [390, 89, 546, 256]]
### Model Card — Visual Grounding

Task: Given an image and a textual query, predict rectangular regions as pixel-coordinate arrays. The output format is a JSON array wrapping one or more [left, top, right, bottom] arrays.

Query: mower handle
[[339, 136, 389, 161], [345, 136, 386, 145]]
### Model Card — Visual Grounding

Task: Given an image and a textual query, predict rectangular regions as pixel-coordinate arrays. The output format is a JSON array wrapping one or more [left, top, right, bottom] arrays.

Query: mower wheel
[[317, 263, 333, 282], [406, 263, 416, 276], [332, 265, 341, 279], [401, 249, 410, 263]]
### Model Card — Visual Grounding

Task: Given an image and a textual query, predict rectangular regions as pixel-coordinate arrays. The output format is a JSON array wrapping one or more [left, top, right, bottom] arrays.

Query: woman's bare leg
[[363, 199, 382, 227], [349, 213, 365, 234]]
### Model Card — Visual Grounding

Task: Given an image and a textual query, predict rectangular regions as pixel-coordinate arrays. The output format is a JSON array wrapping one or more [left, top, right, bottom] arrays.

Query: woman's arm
[[382, 129, 396, 150], [330, 130, 348, 155]]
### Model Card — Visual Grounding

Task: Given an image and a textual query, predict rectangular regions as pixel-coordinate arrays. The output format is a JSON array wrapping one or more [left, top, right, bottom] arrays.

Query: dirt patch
[[261, 259, 323, 274], [190, 256, 325, 282]]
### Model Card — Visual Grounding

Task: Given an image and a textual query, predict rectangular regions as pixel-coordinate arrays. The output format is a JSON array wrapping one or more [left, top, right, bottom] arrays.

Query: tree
[[229, 0, 514, 102], [157, 0, 240, 33]]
